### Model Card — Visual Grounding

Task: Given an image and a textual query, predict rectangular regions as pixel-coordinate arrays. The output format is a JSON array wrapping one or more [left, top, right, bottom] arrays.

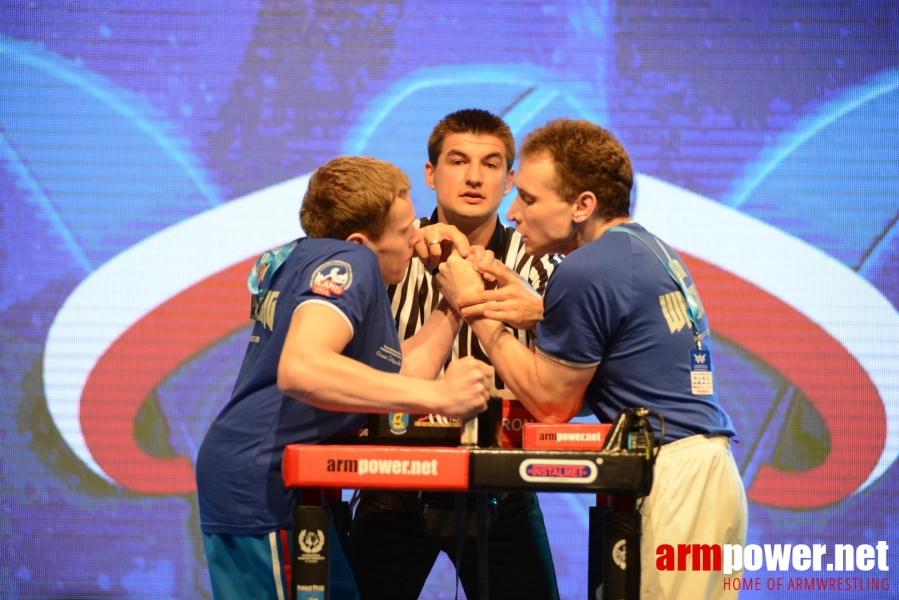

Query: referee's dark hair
[[427, 108, 516, 172]]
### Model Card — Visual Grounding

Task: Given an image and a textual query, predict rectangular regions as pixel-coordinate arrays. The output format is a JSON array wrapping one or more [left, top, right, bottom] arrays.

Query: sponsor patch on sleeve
[[310, 260, 353, 298]]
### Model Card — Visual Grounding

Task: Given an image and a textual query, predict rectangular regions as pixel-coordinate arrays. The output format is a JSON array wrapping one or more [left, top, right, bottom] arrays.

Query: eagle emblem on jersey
[[310, 260, 353, 297], [298, 529, 326, 554]]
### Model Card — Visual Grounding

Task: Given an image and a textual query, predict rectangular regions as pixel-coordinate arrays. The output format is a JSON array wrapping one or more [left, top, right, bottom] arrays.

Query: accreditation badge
[[690, 349, 714, 395]]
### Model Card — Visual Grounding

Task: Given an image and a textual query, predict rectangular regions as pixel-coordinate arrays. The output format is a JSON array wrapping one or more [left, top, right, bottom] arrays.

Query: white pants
[[639, 435, 748, 599]]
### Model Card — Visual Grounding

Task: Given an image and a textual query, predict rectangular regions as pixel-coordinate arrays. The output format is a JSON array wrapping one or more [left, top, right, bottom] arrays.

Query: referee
[[347, 109, 560, 600]]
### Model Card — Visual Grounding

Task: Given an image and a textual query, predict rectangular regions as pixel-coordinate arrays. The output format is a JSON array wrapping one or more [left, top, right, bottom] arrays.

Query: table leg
[[292, 492, 331, 600]]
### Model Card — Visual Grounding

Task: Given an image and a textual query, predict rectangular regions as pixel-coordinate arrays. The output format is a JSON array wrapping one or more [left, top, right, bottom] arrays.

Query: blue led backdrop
[[1, 1, 897, 598]]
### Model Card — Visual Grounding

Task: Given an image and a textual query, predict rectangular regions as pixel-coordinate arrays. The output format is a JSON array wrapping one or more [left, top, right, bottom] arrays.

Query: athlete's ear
[[571, 191, 597, 224], [503, 167, 515, 195], [346, 232, 368, 245]]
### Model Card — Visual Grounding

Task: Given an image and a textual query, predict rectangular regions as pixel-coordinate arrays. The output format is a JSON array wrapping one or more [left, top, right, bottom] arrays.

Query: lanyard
[[247, 239, 299, 319], [248, 239, 299, 297], [608, 225, 707, 349]]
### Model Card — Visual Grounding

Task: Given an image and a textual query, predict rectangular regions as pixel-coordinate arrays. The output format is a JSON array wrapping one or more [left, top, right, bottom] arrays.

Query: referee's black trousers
[[348, 490, 559, 600]]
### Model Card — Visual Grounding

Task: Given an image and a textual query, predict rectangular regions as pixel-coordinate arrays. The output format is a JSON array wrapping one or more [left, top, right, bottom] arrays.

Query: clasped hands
[[415, 222, 543, 331], [435, 248, 544, 332]]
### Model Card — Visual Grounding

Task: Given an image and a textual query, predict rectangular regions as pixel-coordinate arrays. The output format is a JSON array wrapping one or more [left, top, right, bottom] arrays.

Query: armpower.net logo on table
[[325, 458, 439, 476]]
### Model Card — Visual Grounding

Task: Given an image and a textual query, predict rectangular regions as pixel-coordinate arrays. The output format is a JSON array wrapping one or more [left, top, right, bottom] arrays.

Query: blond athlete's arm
[[277, 303, 491, 418]]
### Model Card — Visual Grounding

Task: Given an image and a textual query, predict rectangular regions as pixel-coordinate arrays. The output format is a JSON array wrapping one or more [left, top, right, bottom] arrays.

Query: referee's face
[[368, 194, 421, 285], [426, 132, 514, 229]]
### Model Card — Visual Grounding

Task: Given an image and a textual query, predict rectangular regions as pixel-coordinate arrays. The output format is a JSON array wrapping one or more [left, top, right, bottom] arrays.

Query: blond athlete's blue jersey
[[197, 238, 401, 535]]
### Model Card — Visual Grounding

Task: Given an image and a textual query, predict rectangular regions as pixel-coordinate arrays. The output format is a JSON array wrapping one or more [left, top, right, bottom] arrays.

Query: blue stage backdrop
[[1, 1, 897, 598]]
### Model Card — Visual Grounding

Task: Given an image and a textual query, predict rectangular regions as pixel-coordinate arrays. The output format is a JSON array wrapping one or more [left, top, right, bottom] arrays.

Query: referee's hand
[[415, 223, 471, 271]]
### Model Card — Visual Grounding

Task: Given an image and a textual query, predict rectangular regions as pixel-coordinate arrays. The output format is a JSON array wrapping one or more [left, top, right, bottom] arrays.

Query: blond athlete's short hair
[[300, 156, 411, 241]]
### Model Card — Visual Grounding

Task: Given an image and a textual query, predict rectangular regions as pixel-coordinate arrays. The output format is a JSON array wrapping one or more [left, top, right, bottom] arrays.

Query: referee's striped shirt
[[387, 210, 561, 389]]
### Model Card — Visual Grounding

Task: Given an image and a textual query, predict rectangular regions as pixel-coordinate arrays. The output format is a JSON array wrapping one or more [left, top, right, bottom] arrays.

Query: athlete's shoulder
[[300, 239, 382, 294], [304, 238, 378, 264], [553, 237, 620, 278]]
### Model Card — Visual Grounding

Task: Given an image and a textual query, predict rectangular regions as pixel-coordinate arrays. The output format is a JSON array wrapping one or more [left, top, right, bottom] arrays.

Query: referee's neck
[[437, 214, 498, 249]]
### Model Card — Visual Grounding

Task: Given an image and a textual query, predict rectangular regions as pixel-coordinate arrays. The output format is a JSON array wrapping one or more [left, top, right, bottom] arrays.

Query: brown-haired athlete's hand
[[457, 259, 544, 331], [435, 250, 488, 313]]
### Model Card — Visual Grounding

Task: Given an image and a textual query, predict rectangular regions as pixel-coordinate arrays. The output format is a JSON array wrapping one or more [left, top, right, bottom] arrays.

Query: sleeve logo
[[310, 260, 353, 297]]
